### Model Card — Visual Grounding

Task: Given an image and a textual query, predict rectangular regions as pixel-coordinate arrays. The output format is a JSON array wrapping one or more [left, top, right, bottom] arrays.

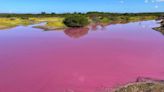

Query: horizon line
[[0, 11, 164, 14]]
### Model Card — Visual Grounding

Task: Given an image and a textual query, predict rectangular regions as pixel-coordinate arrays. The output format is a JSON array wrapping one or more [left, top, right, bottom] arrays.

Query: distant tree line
[[0, 12, 163, 18]]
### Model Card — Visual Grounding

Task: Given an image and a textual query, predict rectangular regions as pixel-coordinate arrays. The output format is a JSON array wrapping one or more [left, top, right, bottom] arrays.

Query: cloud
[[145, 0, 149, 3], [156, 0, 164, 2], [144, 0, 164, 3], [155, 5, 159, 8], [120, 0, 124, 4]]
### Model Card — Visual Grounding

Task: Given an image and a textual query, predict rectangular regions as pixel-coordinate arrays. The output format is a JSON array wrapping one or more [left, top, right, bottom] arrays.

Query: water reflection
[[90, 24, 107, 31], [64, 28, 89, 39]]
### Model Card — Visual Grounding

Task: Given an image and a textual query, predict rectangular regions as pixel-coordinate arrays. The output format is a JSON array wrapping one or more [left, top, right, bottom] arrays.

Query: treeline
[[0, 12, 163, 18]]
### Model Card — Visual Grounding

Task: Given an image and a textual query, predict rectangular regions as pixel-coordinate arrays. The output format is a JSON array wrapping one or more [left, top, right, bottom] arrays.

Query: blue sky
[[0, 0, 164, 13]]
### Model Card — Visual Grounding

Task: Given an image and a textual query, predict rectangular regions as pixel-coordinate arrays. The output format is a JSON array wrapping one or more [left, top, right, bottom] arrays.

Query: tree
[[51, 12, 56, 15], [41, 12, 46, 15]]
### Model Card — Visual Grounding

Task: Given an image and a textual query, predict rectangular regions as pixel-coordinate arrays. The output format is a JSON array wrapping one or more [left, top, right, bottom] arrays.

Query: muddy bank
[[153, 19, 164, 35], [33, 25, 66, 31], [113, 77, 164, 92], [153, 27, 164, 35], [0, 25, 15, 30]]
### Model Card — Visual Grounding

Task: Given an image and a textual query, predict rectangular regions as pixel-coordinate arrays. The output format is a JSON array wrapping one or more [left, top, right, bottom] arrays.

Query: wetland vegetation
[[0, 12, 163, 30]]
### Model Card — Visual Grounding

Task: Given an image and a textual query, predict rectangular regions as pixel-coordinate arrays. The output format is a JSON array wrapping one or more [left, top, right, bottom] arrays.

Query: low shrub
[[100, 17, 110, 24], [63, 15, 89, 27]]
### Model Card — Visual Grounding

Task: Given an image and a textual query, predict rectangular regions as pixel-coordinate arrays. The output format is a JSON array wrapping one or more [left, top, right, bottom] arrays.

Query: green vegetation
[[100, 17, 110, 24], [63, 15, 89, 27], [0, 12, 163, 30], [33, 17, 66, 30], [87, 12, 161, 24], [0, 17, 34, 29], [47, 21, 65, 28]]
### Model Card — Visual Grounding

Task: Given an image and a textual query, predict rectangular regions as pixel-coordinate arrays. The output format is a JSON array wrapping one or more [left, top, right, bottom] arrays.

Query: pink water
[[0, 20, 164, 92]]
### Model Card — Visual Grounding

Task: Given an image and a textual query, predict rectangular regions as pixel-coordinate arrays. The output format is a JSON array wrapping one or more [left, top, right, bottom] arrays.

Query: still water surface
[[0, 20, 164, 92]]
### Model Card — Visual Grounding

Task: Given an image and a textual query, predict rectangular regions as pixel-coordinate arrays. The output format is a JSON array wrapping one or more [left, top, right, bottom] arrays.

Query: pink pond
[[0, 20, 164, 92]]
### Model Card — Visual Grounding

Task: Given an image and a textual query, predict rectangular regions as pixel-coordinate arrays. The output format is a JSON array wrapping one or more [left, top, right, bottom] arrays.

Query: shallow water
[[0, 20, 164, 92]]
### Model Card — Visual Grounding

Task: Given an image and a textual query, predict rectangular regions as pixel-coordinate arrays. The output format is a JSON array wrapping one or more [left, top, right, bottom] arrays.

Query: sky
[[0, 0, 164, 13]]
